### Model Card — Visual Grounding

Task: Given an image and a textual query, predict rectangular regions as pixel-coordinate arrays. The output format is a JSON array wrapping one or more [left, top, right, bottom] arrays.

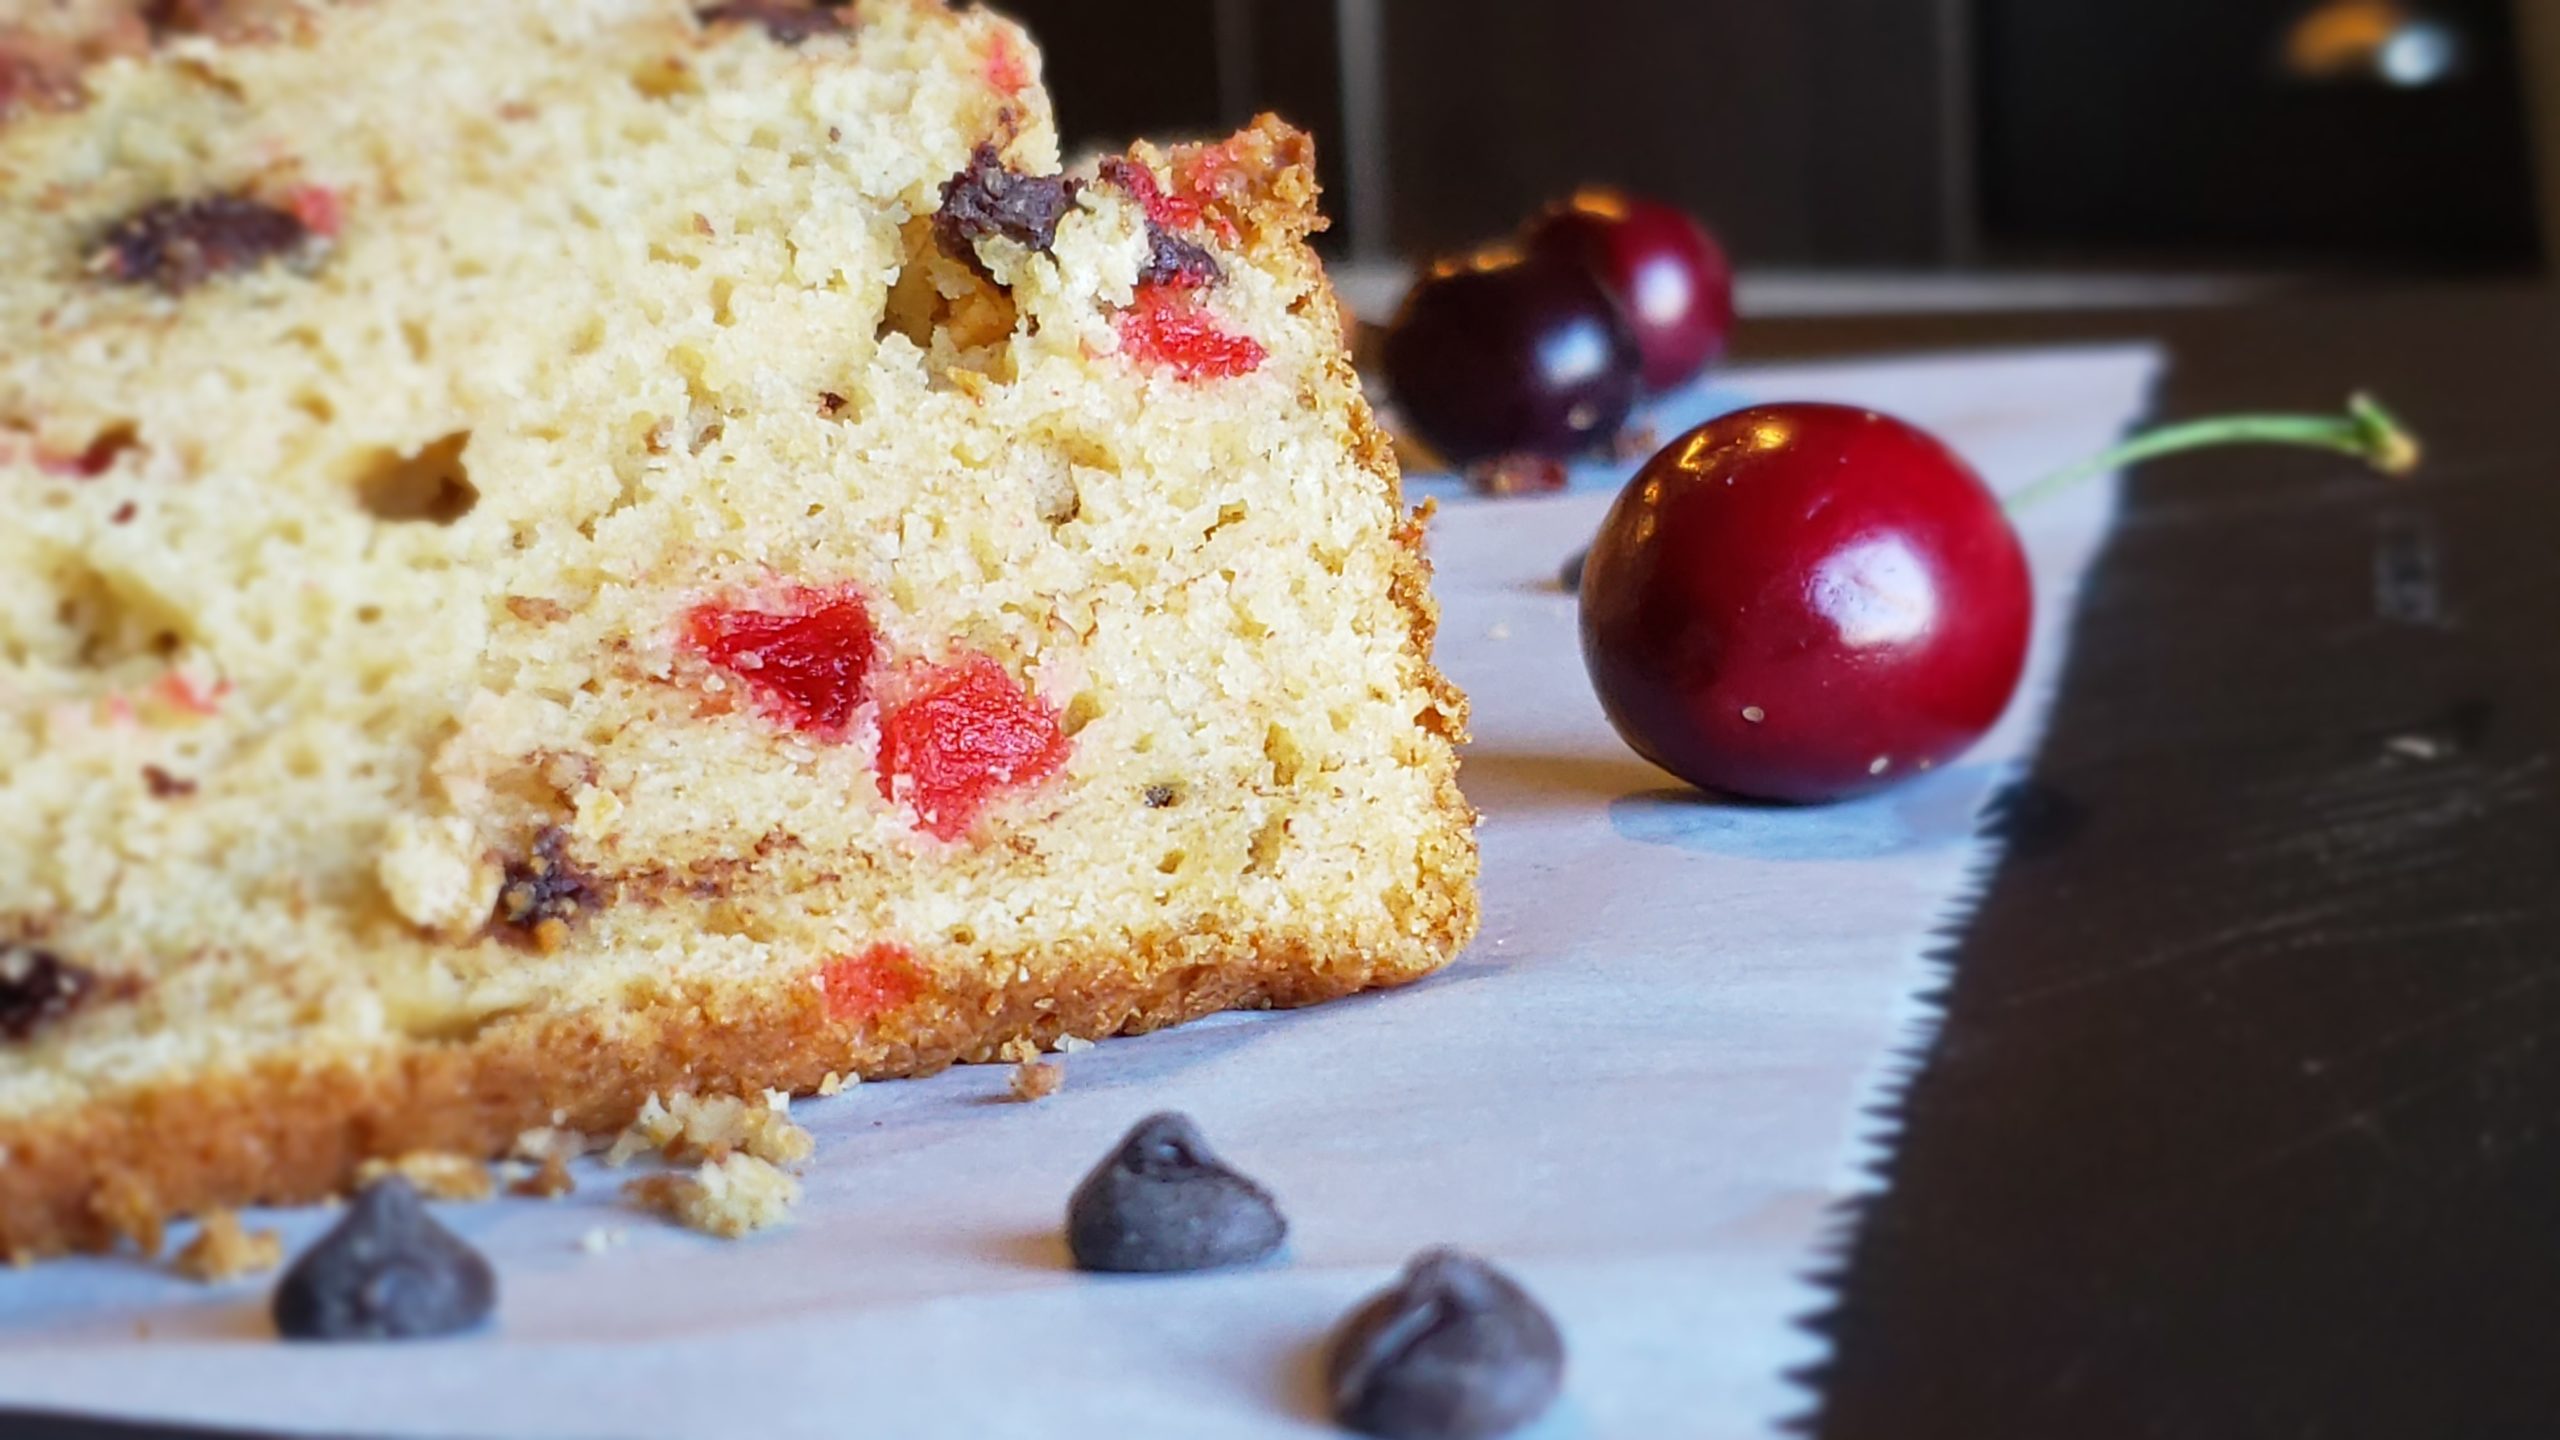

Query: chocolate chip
[[1098, 156, 1224, 289], [1065, 1112, 1287, 1273], [492, 827, 594, 947], [1139, 226, 1223, 289], [141, 764, 196, 799], [0, 946, 96, 1042], [1328, 1249, 1566, 1440], [933, 144, 1075, 264], [91, 194, 314, 295], [694, 0, 847, 46], [1142, 784, 1178, 809], [140, 0, 222, 37], [273, 1177, 496, 1341]]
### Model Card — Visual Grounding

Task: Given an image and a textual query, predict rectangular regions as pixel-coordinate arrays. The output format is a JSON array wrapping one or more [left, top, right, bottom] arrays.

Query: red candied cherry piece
[[1119, 286, 1266, 381], [821, 943, 925, 1021], [686, 587, 878, 737], [285, 184, 344, 240], [876, 655, 1071, 841], [1103, 156, 1205, 236], [156, 672, 228, 716], [983, 31, 1030, 94], [37, 435, 131, 478]]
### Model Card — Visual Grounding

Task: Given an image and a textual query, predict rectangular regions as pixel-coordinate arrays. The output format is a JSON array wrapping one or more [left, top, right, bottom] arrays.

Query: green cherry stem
[[2004, 392, 2422, 515]]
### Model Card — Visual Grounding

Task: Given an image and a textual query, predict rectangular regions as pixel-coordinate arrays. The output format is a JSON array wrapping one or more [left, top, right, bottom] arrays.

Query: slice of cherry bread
[[0, 0, 1474, 1258]]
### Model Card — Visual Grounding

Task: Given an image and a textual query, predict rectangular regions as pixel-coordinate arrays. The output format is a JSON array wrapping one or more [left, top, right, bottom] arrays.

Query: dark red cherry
[[1382, 248, 1642, 469], [1526, 190, 1734, 394], [1579, 403, 2032, 804], [1579, 393, 2422, 804]]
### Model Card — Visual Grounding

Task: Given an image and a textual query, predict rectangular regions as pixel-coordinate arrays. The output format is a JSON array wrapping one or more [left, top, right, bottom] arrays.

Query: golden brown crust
[[0, 918, 1453, 1257]]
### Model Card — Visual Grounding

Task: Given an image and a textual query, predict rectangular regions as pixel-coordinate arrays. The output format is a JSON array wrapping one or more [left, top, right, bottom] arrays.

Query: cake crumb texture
[[0, 0, 1475, 1257]]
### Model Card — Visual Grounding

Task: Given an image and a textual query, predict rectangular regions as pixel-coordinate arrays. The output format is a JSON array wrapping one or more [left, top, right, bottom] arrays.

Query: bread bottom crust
[[0, 907, 1468, 1258]]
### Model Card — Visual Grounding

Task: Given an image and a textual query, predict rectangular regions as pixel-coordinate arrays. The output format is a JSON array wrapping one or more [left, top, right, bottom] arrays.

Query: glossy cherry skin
[[1382, 248, 1643, 468], [1579, 403, 2032, 803], [1526, 190, 1735, 394]]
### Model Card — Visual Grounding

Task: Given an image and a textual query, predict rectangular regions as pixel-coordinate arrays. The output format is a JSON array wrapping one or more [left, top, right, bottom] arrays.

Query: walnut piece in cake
[[377, 815, 503, 938], [172, 1209, 283, 1282], [624, 1155, 801, 1238]]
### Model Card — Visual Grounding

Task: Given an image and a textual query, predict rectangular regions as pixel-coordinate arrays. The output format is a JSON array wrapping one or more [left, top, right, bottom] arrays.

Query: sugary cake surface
[[0, 0, 1474, 1255]]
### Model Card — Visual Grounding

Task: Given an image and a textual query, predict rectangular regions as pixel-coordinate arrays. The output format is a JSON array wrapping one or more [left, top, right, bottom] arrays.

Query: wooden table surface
[[1751, 282, 2560, 1439], [13, 283, 2555, 1440]]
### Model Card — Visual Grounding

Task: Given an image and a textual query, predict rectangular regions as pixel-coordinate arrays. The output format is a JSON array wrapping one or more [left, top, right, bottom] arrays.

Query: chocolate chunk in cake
[[933, 144, 1074, 263], [1100, 156, 1224, 288], [0, 947, 95, 1042], [492, 828, 595, 950], [695, 1, 846, 46], [90, 194, 314, 294], [1141, 227, 1222, 289]]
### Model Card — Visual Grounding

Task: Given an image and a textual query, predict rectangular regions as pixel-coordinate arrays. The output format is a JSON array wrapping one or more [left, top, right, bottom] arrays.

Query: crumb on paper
[[171, 1209, 283, 1283], [510, 1125, 591, 1163], [1009, 1059, 1064, 1102], [1053, 1034, 1096, 1055], [355, 1150, 493, 1202], [605, 1089, 814, 1169], [579, 1226, 627, 1255], [1485, 623, 1512, 642], [624, 1155, 802, 1238], [816, 1070, 853, 1096], [508, 1152, 576, 1200]]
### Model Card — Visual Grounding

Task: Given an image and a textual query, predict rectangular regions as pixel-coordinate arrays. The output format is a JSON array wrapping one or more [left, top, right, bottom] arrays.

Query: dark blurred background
[[1002, 0, 2551, 296]]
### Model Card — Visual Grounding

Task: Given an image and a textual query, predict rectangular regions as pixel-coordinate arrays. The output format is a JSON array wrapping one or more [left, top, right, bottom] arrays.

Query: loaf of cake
[[0, 0, 1474, 1257]]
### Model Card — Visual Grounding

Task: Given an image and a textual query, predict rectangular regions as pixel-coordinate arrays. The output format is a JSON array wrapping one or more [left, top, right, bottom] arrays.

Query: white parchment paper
[[0, 344, 2163, 1439]]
